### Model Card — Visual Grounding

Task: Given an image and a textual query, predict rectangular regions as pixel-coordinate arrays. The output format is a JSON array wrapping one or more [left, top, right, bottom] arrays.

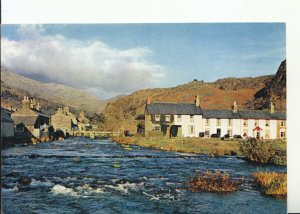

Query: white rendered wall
[[174, 114, 202, 137]]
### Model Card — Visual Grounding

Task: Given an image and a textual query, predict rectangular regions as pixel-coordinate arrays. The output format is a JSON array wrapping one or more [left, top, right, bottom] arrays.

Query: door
[[217, 128, 221, 138], [256, 132, 260, 139]]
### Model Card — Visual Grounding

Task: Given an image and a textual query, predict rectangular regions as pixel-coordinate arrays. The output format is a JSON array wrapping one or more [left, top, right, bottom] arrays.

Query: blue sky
[[1, 23, 285, 99]]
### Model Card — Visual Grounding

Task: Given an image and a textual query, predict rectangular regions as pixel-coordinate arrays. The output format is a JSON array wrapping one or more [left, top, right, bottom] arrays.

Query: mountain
[[104, 60, 286, 132], [245, 60, 286, 111], [1, 66, 107, 115]]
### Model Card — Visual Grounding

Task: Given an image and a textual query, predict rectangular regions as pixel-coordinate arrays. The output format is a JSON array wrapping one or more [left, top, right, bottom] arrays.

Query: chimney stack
[[36, 103, 41, 111], [22, 96, 30, 109], [195, 95, 201, 107], [270, 102, 275, 114], [146, 96, 152, 105], [232, 101, 238, 113]]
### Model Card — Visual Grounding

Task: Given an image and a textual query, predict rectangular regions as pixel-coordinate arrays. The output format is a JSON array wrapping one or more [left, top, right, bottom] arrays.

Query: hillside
[[104, 60, 286, 132], [245, 60, 286, 111], [104, 76, 272, 132], [1, 66, 107, 115]]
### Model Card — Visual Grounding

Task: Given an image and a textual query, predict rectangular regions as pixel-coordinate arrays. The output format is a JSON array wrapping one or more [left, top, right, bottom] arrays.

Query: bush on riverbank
[[188, 171, 241, 193], [252, 172, 287, 197], [239, 138, 286, 166]]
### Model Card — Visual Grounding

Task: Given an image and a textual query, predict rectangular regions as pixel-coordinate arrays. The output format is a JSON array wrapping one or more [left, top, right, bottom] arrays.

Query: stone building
[[77, 111, 91, 131], [51, 107, 78, 135], [1, 107, 14, 138], [145, 96, 286, 140], [11, 96, 50, 138]]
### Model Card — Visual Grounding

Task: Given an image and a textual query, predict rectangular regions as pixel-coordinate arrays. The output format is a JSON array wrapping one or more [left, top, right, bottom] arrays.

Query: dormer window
[[165, 115, 170, 122], [190, 115, 194, 123], [177, 115, 182, 122], [155, 115, 160, 122], [216, 119, 221, 126], [228, 119, 232, 126], [205, 118, 210, 125]]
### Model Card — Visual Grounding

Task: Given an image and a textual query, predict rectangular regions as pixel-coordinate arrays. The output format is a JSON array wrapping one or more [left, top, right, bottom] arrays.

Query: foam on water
[[51, 184, 78, 196], [105, 182, 144, 194], [51, 184, 104, 197]]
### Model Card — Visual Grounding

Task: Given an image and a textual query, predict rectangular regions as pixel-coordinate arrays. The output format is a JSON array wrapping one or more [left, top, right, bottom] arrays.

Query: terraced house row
[[145, 96, 286, 140]]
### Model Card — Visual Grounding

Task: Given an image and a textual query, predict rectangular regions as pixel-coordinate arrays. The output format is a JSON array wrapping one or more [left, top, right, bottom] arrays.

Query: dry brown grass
[[252, 172, 287, 197]]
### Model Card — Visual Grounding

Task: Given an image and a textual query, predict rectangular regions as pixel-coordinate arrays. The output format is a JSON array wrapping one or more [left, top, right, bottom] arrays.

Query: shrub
[[188, 170, 241, 193], [252, 172, 287, 197], [239, 138, 276, 164]]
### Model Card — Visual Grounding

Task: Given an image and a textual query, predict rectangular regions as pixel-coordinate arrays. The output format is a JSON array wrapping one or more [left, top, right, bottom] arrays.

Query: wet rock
[[29, 154, 40, 159], [73, 156, 81, 163], [7, 172, 20, 178], [18, 176, 32, 185]]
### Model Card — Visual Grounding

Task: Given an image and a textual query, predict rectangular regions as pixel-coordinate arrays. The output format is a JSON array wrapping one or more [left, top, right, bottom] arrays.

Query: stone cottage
[[11, 96, 50, 138], [51, 107, 78, 135]]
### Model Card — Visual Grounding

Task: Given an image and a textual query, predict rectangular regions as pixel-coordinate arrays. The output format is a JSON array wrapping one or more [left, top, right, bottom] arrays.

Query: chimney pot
[[270, 102, 275, 114], [195, 95, 200, 107], [232, 101, 238, 113]]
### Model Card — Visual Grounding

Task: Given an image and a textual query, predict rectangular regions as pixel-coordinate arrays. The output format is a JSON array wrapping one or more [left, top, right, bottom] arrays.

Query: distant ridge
[[1, 66, 107, 115]]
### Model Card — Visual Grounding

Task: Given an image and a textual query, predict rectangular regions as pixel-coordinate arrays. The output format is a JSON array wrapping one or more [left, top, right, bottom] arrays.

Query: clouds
[[1, 25, 165, 98]]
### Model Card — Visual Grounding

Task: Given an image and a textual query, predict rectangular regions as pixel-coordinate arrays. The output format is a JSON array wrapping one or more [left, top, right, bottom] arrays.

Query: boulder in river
[[7, 172, 20, 178], [18, 176, 32, 185], [73, 156, 81, 163]]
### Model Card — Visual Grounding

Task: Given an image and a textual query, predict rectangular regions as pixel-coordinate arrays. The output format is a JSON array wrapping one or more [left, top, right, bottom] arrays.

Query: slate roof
[[11, 115, 38, 126], [11, 108, 49, 126], [202, 110, 286, 120], [1, 107, 14, 123], [146, 103, 286, 120], [202, 110, 239, 119], [146, 103, 202, 115]]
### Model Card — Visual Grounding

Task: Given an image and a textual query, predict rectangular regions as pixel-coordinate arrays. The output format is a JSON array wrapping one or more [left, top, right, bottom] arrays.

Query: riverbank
[[113, 136, 241, 156]]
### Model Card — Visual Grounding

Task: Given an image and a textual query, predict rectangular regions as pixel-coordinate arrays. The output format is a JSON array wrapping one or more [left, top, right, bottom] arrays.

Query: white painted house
[[1, 107, 15, 138], [145, 96, 286, 140]]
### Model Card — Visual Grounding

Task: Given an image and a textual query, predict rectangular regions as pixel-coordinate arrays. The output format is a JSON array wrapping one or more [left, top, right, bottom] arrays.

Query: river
[[1, 137, 286, 213]]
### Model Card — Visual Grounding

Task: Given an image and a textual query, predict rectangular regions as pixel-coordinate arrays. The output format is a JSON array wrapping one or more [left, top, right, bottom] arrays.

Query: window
[[16, 126, 24, 132], [265, 130, 270, 139], [165, 115, 170, 122], [281, 121, 286, 127], [254, 120, 259, 126], [227, 129, 233, 137], [188, 125, 195, 134], [154, 126, 160, 131], [243, 129, 248, 137], [216, 119, 221, 126], [265, 120, 270, 127], [243, 120, 248, 126], [190, 115, 194, 123], [155, 115, 160, 122], [205, 128, 210, 136], [280, 131, 286, 138], [228, 119, 232, 126], [205, 118, 210, 125], [177, 115, 182, 122]]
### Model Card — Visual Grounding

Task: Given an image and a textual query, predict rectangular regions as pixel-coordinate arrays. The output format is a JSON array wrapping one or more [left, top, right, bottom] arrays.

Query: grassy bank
[[252, 172, 287, 197], [113, 136, 241, 156]]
